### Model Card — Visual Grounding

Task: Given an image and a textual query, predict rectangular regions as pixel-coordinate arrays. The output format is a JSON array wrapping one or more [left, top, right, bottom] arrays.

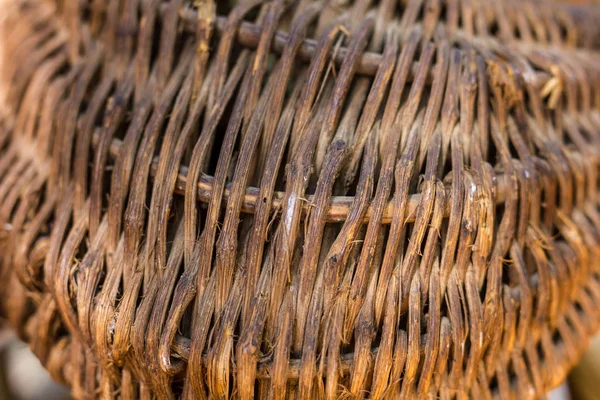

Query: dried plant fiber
[[1, 0, 600, 399]]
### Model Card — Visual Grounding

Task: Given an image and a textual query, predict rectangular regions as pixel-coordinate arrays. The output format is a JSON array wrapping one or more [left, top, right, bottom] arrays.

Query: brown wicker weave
[[1, 0, 600, 398]]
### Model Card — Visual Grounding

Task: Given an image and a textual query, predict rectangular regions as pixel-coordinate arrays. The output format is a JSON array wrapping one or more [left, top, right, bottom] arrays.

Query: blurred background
[[0, 332, 70, 400]]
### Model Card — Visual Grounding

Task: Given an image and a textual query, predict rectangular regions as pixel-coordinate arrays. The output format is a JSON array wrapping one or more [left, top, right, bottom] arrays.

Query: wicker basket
[[1, 0, 600, 398]]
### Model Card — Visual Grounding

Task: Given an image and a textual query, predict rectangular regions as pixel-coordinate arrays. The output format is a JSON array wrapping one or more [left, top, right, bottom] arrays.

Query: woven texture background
[[1, 0, 600, 399]]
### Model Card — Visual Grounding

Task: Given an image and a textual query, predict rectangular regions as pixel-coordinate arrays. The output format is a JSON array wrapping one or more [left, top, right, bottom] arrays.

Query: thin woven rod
[[1, 0, 600, 399]]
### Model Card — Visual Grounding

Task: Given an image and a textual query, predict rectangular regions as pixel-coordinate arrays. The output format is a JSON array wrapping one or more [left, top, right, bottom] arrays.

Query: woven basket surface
[[1, 0, 600, 399]]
